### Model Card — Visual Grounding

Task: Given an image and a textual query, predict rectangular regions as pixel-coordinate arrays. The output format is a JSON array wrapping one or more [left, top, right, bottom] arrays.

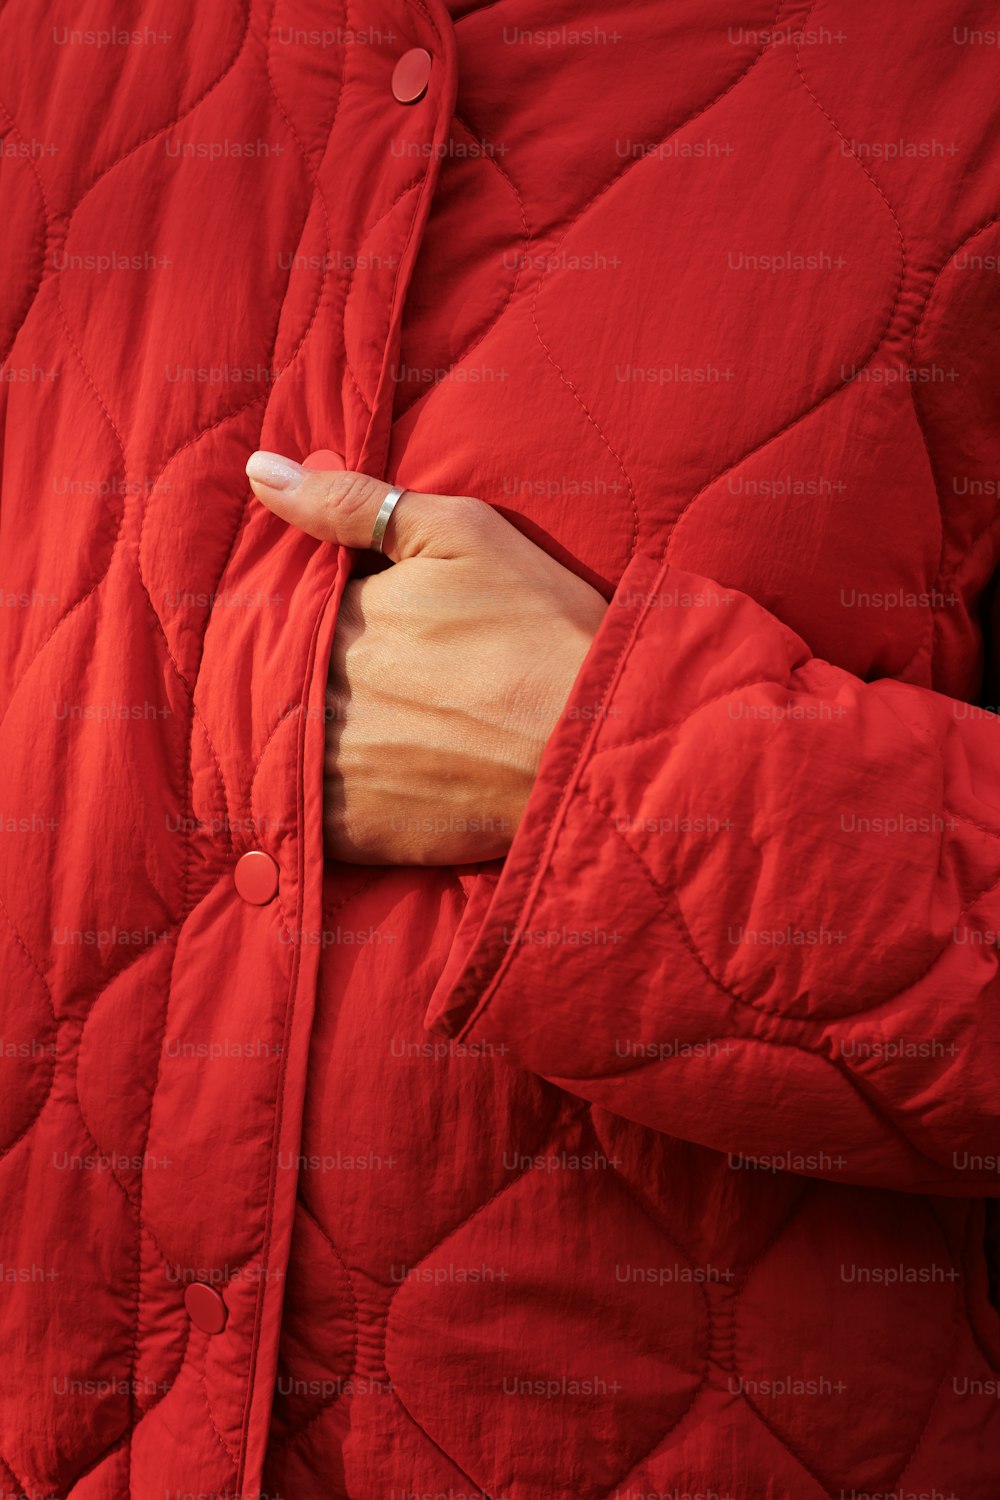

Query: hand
[[246, 453, 608, 865]]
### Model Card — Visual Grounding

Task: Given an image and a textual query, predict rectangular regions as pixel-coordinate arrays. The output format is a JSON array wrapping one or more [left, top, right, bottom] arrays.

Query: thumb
[[245, 450, 492, 561]]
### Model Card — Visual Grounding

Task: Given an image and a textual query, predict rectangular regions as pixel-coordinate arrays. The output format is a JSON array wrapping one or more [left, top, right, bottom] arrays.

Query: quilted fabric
[[2, 0, 1000, 1495]]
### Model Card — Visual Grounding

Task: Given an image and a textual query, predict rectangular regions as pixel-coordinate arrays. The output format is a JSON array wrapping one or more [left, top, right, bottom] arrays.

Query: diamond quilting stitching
[[5, 0, 999, 1493], [0, 4, 325, 1488], [662, 10, 907, 568], [263, 1195, 360, 1455], [0, 102, 48, 368], [390, 110, 528, 425], [899, 213, 1000, 681], [521, 0, 787, 568]]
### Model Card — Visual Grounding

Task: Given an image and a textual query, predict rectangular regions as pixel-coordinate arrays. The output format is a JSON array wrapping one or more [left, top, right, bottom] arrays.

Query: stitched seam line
[[0, 103, 49, 367], [584, 795, 989, 1182], [382, 1109, 576, 1498], [663, 6, 907, 568], [342, 175, 425, 418], [587, 672, 790, 761], [588, 781, 997, 1037], [897, 213, 1000, 680], [0, 891, 56, 1163], [455, 558, 666, 1038], [594, 1108, 714, 1500], [234, 566, 335, 1486], [393, 110, 529, 423], [265, 1195, 361, 1453], [520, 0, 791, 568], [200, 1360, 242, 1471]]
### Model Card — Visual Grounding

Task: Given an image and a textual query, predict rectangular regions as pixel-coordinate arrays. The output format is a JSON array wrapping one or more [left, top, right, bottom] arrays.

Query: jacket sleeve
[[425, 552, 1000, 1196]]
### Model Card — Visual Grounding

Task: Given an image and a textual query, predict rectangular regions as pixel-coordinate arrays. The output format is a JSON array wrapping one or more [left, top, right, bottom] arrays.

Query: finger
[[245, 450, 492, 561]]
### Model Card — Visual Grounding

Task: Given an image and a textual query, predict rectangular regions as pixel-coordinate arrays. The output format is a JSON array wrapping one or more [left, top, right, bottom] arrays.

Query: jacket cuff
[[424, 548, 676, 1039]]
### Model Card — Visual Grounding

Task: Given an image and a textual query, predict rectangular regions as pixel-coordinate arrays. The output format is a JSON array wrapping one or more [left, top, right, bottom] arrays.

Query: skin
[[246, 453, 608, 864]]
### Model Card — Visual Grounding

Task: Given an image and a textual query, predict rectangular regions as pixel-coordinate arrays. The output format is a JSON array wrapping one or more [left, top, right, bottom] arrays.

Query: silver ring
[[371, 485, 407, 554]]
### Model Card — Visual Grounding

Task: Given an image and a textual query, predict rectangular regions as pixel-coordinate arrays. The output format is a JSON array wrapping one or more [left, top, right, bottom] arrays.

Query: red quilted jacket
[[2, 0, 1000, 1495]]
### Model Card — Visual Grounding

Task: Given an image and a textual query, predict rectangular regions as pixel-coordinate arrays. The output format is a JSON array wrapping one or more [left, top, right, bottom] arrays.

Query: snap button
[[392, 47, 432, 104], [234, 850, 279, 905], [184, 1282, 228, 1335], [302, 448, 344, 471]]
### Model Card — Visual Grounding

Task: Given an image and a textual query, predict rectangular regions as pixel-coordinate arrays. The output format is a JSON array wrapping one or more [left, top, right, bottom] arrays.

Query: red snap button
[[392, 47, 432, 104], [234, 850, 279, 905], [184, 1282, 228, 1335], [302, 448, 344, 470]]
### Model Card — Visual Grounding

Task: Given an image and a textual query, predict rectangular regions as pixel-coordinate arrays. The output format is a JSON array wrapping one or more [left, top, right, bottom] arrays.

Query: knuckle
[[452, 493, 489, 523], [392, 496, 481, 561], [322, 470, 381, 526], [437, 492, 495, 544]]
